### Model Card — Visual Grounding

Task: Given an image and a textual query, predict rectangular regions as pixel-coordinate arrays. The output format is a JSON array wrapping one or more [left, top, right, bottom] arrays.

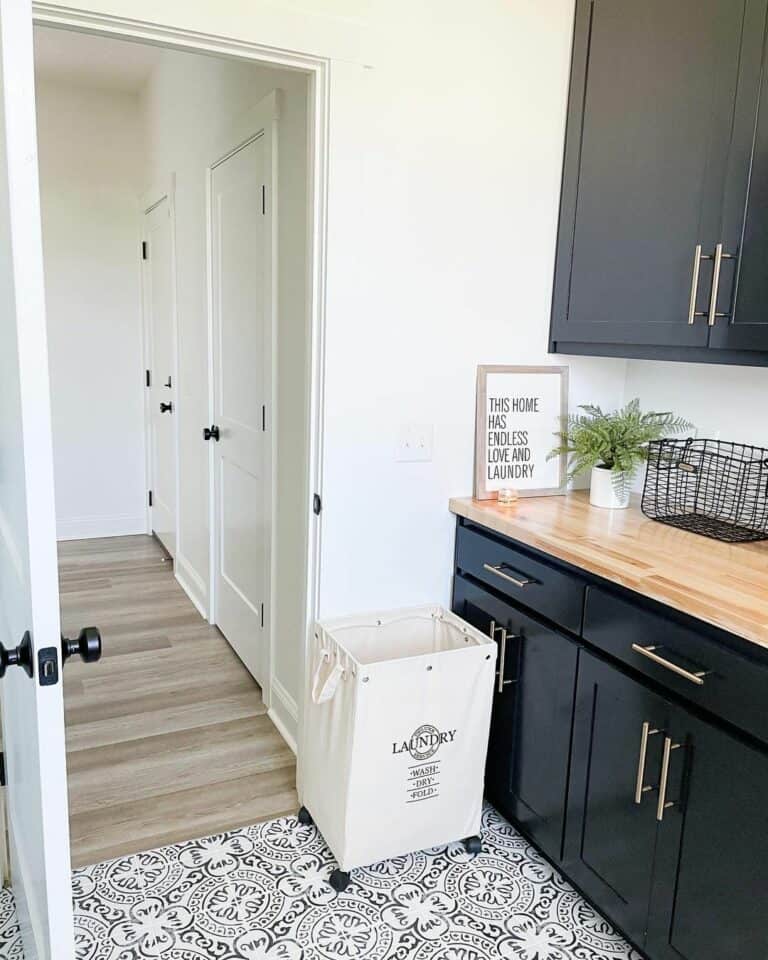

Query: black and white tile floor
[[0, 806, 640, 959]]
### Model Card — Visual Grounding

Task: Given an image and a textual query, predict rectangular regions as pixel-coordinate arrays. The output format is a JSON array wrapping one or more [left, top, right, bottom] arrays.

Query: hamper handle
[[311, 652, 344, 704]]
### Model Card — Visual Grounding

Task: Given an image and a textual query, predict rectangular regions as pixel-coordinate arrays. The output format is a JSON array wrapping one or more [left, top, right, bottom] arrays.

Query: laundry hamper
[[297, 605, 497, 891]]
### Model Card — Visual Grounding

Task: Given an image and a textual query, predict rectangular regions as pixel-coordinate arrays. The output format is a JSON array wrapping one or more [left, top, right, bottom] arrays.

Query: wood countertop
[[449, 492, 768, 651]]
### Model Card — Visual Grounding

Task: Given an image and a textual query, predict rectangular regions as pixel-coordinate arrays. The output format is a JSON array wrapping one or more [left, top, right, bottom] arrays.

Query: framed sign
[[474, 365, 568, 500]]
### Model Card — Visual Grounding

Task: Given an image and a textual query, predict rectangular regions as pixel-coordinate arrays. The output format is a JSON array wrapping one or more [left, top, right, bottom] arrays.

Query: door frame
[[139, 176, 180, 548], [31, 3, 329, 756], [206, 92, 279, 696]]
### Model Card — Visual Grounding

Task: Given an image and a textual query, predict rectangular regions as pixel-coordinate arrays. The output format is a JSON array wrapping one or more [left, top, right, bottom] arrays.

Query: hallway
[[59, 535, 297, 868]]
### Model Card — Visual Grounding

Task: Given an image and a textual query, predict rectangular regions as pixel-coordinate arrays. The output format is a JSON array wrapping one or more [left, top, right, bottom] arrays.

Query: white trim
[[268, 677, 298, 755], [207, 91, 279, 705], [174, 558, 208, 620], [56, 515, 146, 541], [31, 4, 330, 778]]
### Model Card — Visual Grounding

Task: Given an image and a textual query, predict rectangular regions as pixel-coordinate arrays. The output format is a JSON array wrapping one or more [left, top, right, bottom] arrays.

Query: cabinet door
[[452, 574, 577, 862], [551, 0, 757, 351], [565, 652, 672, 947], [711, 2, 768, 353], [647, 709, 768, 959]]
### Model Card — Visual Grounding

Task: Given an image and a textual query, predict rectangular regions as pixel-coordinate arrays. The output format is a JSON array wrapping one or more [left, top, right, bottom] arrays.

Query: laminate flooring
[[59, 535, 296, 868]]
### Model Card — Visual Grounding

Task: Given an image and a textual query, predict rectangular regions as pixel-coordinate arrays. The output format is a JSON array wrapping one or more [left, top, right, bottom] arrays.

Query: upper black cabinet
[[550, 0, 768, 365]]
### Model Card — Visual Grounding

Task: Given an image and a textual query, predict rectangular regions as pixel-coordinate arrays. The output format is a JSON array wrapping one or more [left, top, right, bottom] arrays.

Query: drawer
[[455, 522, 584, 634], [583, 586, 768, 744]]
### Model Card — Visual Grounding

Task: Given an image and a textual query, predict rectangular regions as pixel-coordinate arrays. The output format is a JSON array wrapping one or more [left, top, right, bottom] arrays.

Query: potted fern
[[550, 399, 693, 509]]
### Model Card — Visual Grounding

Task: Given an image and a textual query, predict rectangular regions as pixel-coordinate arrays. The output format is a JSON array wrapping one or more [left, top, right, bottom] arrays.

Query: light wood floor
[[59, 535, 297, 868]]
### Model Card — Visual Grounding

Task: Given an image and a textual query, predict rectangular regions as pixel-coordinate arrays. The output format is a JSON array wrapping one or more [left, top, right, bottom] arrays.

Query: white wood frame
[[139, 175, 180, 546], [206, 91, 279, 701], [31, 4, 329, 760]]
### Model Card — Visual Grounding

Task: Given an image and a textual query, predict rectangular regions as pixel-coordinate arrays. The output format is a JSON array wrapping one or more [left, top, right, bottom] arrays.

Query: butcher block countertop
[[450, 492, 768, 651]]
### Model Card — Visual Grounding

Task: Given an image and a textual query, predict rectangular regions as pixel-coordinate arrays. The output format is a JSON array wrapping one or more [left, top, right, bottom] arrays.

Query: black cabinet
[[567, 650, 768, 956], [647, 708, 768, 960], [565, 651, 673, 945], [551, 0, 768, 365], [452, 573, 577, 863], [453, 517, 768, 960]]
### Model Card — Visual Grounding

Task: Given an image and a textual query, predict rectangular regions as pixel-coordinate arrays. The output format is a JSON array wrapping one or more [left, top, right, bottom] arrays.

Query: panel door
[[0, 1, 74, 954], [211, 134, 270, 684], [551, 0, 758, 350], [452, 574, 578, 862], [647, 708, 768, 960], [143, 196, 177, 557], [565, 651, 672, 947], [711, 0, 768, 353]]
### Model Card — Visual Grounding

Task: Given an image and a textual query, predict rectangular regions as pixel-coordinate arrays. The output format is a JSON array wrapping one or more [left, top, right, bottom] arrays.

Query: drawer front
[[583, 586, 768, 744], [456, 523, 584, 634]]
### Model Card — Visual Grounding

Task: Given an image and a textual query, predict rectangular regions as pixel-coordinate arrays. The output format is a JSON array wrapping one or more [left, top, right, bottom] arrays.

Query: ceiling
[[33, 27, 161, 93]]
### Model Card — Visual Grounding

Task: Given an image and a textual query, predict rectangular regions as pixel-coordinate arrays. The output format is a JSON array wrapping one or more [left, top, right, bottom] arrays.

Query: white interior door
[[143, 196, 177, 557], [0, 1, 74, 956], [211, 132, 272, 685]]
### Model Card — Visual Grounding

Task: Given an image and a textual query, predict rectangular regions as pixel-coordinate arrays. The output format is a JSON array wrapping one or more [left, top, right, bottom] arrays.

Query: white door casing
[[209, 97, 277, 688], [142, 189, 178, 558], [0, 1, 75, 956]]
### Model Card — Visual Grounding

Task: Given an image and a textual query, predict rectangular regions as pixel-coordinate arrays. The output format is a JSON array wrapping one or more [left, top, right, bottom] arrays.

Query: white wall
[[38, 0, 627, 611], [36, 80, 146, 540], [141, 49, 309, 735], [624, 361, 768, 449]]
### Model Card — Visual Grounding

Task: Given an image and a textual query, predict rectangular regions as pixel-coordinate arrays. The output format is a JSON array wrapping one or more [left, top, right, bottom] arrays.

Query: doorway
[[31, 26, 317, 865]]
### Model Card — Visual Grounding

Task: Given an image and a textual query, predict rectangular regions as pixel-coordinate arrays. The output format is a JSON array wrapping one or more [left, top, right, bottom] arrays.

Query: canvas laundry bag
[[298, 605, 497, 872]]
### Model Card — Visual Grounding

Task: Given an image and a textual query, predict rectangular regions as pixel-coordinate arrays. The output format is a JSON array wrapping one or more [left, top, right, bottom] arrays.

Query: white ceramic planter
[[589, 465, 630, 510]]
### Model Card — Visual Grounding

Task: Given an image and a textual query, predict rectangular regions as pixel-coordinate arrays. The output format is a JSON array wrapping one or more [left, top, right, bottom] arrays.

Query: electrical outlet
[[396, 424, 433, 462]]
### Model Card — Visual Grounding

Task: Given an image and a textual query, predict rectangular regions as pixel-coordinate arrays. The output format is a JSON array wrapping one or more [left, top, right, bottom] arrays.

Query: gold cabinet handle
[[657, 736, 682, 821], [634, 721, 660, 804], [631, 643, 709, 686], [688, 244, 707, 324], [483, 563, 535, 589], [707, 242, 735, 327]]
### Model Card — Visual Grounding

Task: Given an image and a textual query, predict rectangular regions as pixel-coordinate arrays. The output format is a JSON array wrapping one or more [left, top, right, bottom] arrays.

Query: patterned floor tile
[[0, 805, 643, 960]]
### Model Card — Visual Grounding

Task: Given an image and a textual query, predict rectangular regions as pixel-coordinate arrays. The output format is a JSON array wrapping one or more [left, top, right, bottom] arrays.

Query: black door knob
[[160, 402, 173, 414], [0, 631, 33, 678], [61, 627, 102, 665], [203, 425, 221, 441]]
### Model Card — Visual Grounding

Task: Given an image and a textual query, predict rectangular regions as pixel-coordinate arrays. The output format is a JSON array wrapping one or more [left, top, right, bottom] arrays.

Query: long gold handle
[[707, 243, 724, 327], [657, 736, 682, 821], [483, 563, 535, 589], [631, 643, 708, 686], [634, 721, 660, 804], [688, 244, 704, 324], [707, 243, 735, 327], [497, 629, 507, 694]]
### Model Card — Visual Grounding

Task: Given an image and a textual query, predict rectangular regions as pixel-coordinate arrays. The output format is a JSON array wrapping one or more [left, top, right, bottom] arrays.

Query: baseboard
[[56, 515, 146, 541], [268, 677, 298, 754], [175, 553, 208, 620]]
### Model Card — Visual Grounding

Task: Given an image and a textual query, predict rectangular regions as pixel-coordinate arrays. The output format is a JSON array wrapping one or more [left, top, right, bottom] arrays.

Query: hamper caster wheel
[[463, 835, 482, 855], [297, 806, 314, 826], [329, 868, 351, 893]]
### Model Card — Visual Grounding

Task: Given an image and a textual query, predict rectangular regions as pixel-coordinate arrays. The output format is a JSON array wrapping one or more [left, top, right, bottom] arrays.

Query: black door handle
[[203, 425, 221, 441], [0, 631, 33, 678], [61, 627, 102, 665], [160, 402, 173, 414]]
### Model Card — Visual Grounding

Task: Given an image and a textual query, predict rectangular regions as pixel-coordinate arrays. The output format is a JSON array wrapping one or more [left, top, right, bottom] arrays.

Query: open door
[[0, 1, 75, 957]]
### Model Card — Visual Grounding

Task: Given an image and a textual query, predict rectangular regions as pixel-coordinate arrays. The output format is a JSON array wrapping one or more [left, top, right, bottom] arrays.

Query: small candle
[[497, 488, 519, 506]]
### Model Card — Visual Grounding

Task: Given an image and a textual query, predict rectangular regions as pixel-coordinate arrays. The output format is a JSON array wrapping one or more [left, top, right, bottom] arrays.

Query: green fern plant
[[549, 399, 693, 497]]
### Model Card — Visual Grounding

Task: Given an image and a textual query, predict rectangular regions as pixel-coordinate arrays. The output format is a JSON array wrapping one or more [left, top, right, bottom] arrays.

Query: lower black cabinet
[[568, 651, 768, 957], [452, 573, 577, 863], [565, 651, 673, 946], [647, 706, 768, 960]]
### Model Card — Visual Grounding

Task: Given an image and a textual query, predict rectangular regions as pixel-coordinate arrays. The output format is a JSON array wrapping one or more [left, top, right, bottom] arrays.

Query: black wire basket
[[641, 439, 768, 543]]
